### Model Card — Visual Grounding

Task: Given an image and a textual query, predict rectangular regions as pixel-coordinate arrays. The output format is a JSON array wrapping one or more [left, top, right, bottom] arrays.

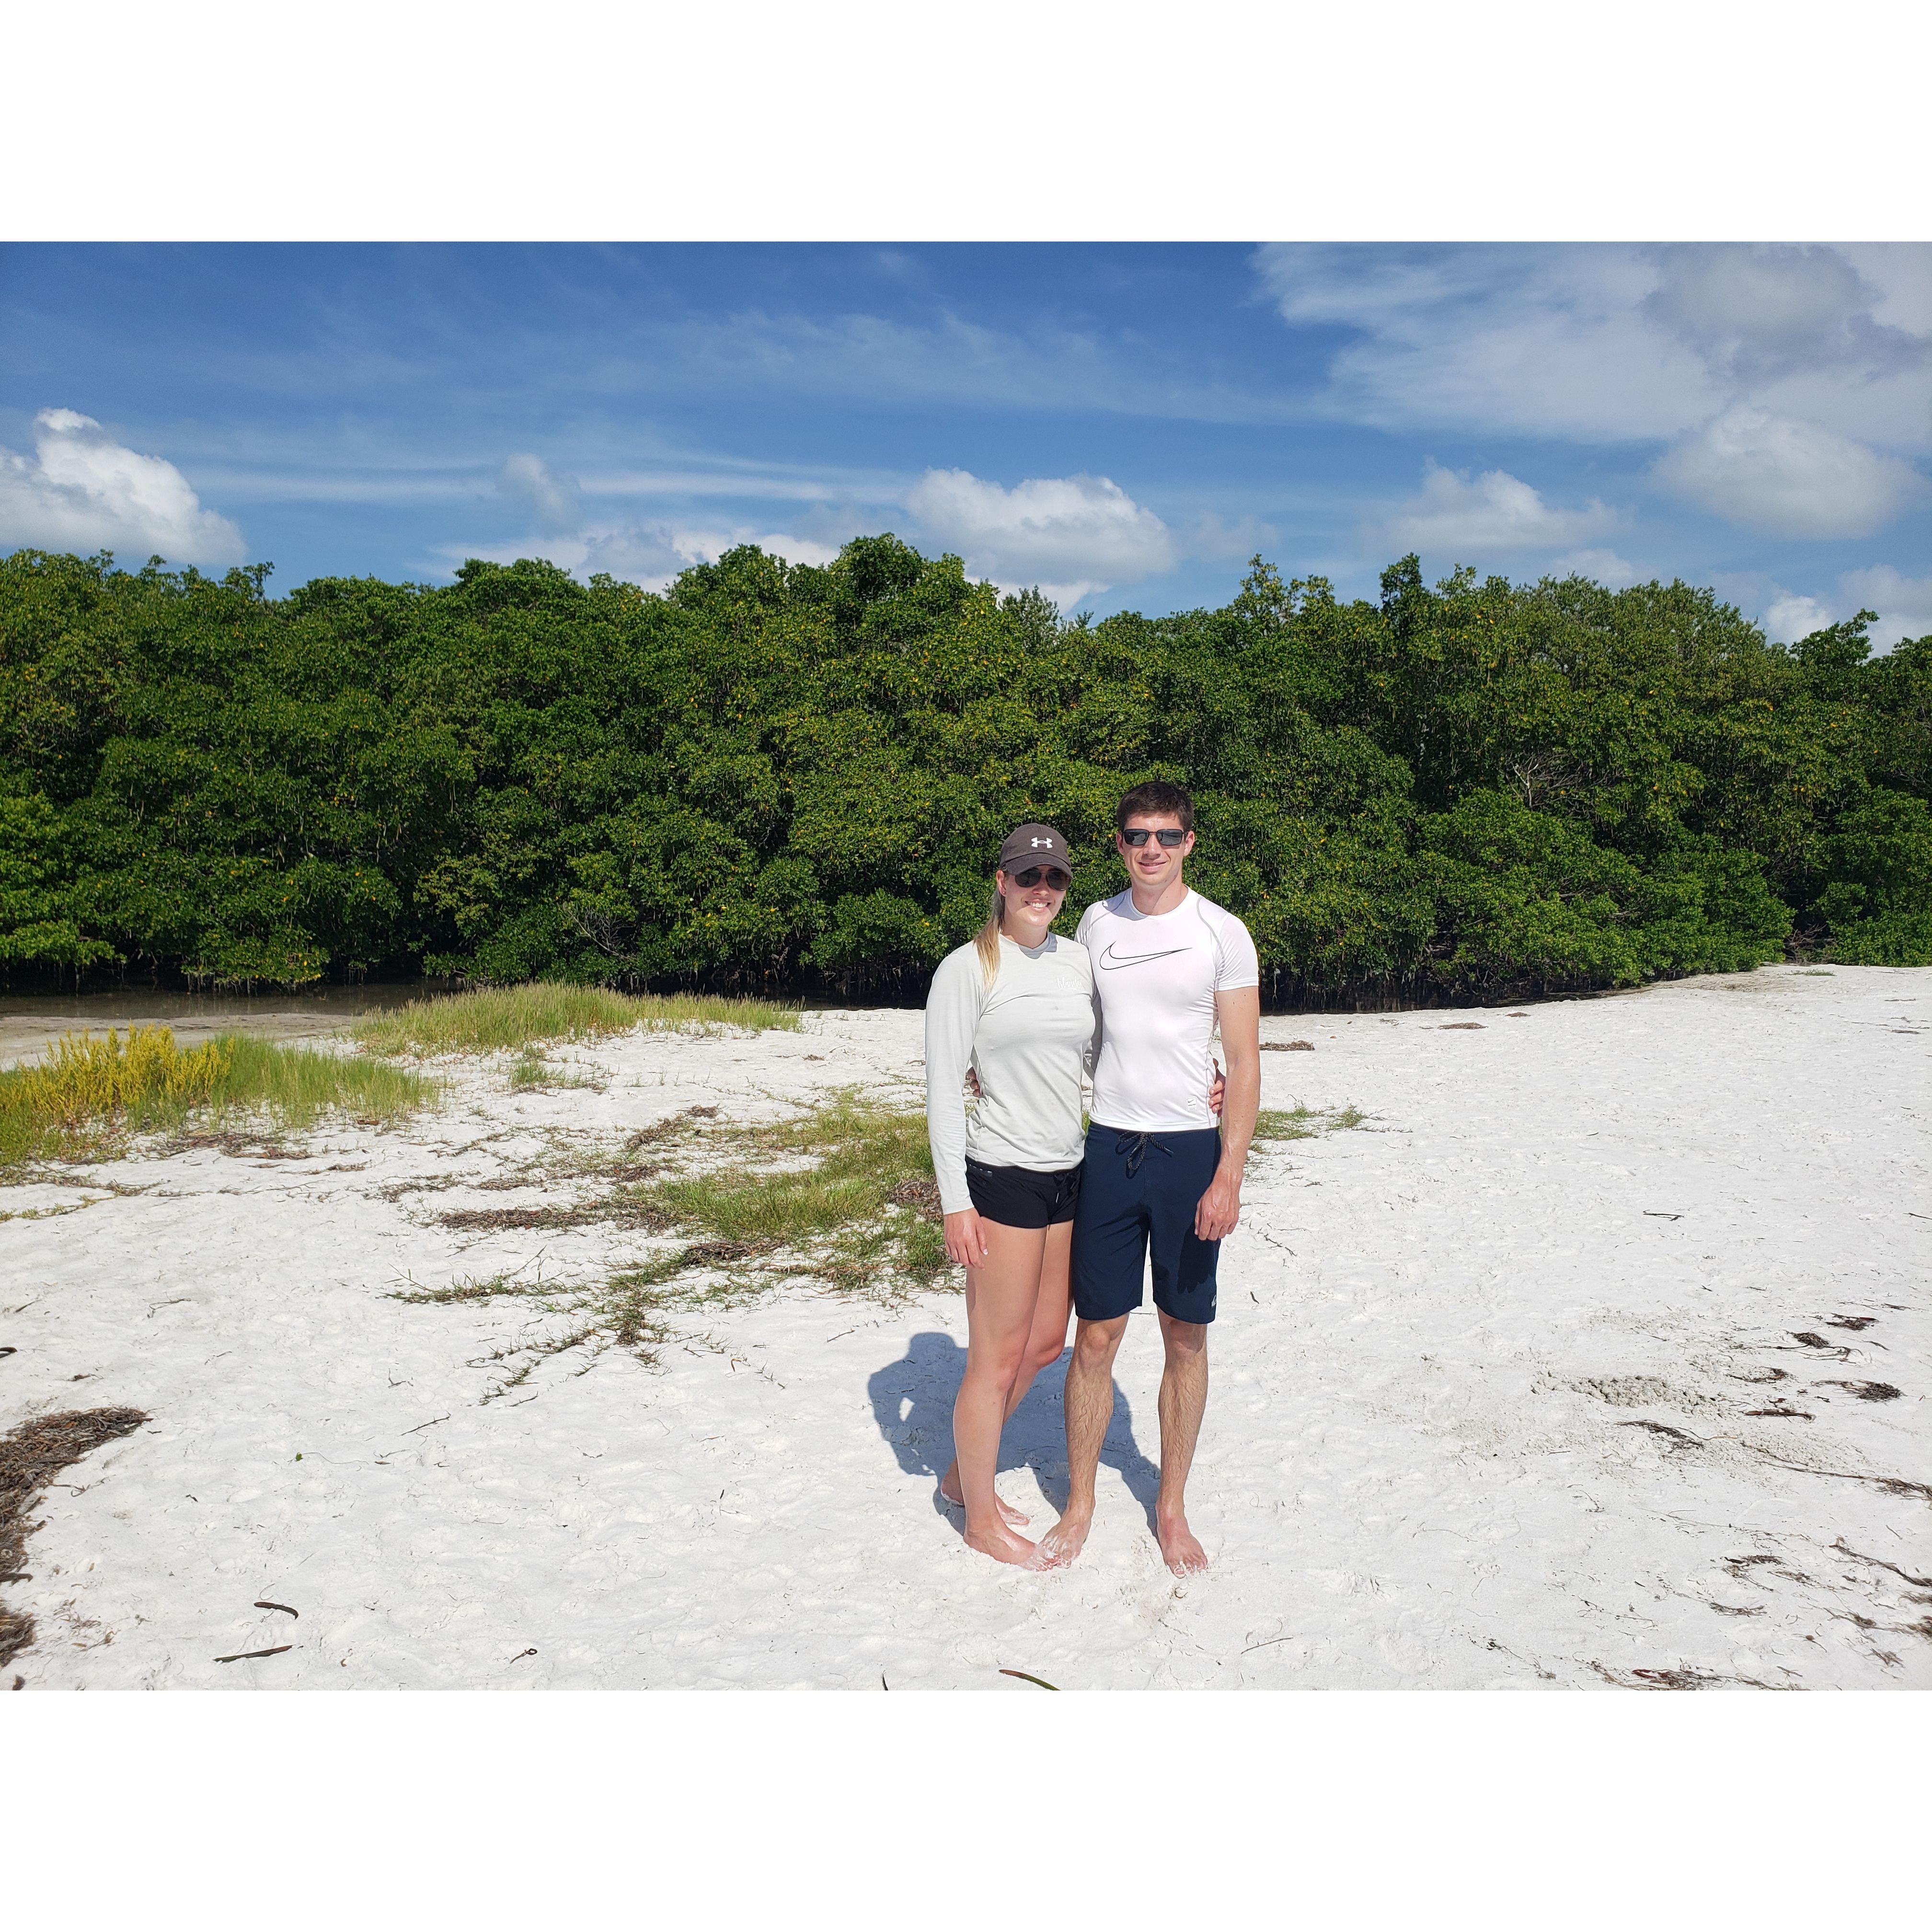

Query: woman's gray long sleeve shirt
[[924, 932, 1098, 1216]]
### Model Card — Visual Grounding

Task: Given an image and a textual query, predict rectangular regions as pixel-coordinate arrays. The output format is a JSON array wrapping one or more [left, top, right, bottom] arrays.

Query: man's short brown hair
[[1115, 780, 1194, 832]]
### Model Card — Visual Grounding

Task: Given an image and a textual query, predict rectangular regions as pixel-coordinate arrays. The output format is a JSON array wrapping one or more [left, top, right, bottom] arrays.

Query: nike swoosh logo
[[1098, 943, 1189, 970]]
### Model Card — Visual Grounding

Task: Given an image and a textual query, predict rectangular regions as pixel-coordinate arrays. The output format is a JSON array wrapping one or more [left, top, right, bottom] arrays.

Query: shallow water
[[0, 983, 436, 1069], [0, 972, 1653, 1070], [0, 982, 929, 1068]]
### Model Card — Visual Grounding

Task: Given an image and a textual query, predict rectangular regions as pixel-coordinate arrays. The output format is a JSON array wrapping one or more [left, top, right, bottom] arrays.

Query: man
[[1036, 780, 1261, 1576]]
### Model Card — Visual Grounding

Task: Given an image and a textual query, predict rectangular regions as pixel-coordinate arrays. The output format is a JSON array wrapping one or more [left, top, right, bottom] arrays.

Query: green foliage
[[1813, 788, 1932, 964], [0, 791, 118, 970], [2, 540, 1928, 999]]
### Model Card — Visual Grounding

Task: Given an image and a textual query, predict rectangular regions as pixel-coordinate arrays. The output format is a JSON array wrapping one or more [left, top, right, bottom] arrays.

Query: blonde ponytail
[[974, 884, 1005, 986]]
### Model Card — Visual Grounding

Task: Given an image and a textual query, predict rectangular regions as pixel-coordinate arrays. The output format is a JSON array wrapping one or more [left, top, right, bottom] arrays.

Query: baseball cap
[[997, 823, 1072, 878]]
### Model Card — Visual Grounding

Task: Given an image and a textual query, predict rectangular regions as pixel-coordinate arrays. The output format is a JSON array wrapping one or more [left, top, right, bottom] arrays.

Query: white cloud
[[1256, 243, 1932, 540], [0, 408, 245, 565], [1257, 245, 1720, 443], [1763, 590, 1834, 642], [662, 309, 1280, 427], [1363, 460, 1621, 560], [905, 468, 1175, 605], [1752, 565, 1932, 655], [1642, 244, 1904, 384], [1839, 245, 1932, 336], [1652, 405, 1925, 539], [635, 524, 841, 576], [498, 453, 582, 535], [1549, 548, 1638, 586], [436, 520, 841, 592], [1183, 509, 1280, 562], [1256, 242, 1932, 449], [1839, 566, 1932, 652], [472, 468, 1195, 610]]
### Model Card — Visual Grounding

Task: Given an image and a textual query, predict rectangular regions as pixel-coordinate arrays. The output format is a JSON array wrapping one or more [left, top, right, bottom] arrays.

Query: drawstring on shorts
[[1115, 1130, 1173, 1178]]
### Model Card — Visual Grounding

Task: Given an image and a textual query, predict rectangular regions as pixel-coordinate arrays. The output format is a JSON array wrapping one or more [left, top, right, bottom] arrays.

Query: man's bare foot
[[1157, 1513, 1209, 1576], [964, 1521, 1038, 1566], [939, 1464, 1028, 1527], [1029, 1507, 1093, 1570]]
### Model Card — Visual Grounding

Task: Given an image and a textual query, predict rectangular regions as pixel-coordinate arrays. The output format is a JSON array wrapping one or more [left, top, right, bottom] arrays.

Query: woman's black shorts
[[965, 1158, 1083, 1229]]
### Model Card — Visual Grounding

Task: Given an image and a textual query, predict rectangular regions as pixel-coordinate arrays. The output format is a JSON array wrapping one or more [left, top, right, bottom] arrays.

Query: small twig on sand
[[1832, 1540, 1932, 1588], [1752, 1453, 1932, 1504], [999, 1668, 1059, 1690], [1619, 1419, 1703, 1448]]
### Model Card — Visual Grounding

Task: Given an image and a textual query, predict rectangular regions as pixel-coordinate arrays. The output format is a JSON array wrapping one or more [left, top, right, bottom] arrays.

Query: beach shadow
[[866, 1330, 1160, 1527]]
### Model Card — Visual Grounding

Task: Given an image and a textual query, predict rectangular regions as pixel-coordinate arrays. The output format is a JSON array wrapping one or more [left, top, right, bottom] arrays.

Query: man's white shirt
[[1077, 887, 1260, 1133]]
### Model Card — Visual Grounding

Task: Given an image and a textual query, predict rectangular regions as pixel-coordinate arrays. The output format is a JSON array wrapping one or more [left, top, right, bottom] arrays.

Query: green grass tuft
[[353, 981, 801, 1058], [392, 1089, 948, 1394], [506, 1047, 602, 1092], [626, 1091, 938, 1264], [1254, 1103, 1368, 1141], [208, 1035, 438, 1131], [390, 1271, 548, 1305]]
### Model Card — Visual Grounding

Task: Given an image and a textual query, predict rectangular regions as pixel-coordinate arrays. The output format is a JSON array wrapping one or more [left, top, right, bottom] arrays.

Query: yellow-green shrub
[[12, 1026, 234, 1127], [1, 1024, 438, 1167]]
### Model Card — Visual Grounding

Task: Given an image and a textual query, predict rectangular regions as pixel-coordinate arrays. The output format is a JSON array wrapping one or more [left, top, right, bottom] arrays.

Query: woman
[[924, 822, 1095, 1565]]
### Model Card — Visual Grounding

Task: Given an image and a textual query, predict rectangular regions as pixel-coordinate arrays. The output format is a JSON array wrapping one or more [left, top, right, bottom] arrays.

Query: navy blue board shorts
[[1070, 1123, 1223, 1326], [966, 1158, 1082, 1229]]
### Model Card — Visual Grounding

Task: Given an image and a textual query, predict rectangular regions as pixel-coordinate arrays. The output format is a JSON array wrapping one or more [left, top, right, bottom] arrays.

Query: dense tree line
[[2, 539, 1928, 1002]]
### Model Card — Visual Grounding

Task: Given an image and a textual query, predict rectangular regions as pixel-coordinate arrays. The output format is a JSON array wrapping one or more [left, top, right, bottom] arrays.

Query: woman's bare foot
[[939, 1463, 1028, 1527], [1029, 1506, 1093, 1570], [964, 1521, 1038, 1565], [1157, 1512, 1209, 1576]]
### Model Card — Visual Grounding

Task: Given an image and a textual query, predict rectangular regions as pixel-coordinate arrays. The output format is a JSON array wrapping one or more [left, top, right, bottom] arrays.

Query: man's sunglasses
[[1119, 827, 1188, 848], [1011, 866, 1070, 889]]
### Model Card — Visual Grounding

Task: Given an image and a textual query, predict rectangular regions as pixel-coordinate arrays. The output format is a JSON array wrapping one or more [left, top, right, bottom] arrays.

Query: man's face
[[1115, 812, 1194, 891]]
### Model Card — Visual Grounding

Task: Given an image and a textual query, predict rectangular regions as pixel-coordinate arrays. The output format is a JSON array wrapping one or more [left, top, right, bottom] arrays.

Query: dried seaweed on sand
[[0, 1406, 149, 1667]]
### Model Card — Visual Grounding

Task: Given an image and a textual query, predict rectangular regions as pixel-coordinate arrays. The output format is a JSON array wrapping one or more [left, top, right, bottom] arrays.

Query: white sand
[[3, 966, 1926, 1690]]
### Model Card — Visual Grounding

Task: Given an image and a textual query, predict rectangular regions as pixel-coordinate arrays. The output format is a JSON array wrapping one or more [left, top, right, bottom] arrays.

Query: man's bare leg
[[1154, 1310, 1209, 1575], [940, 1222, 1072, 1524], [1032, 1311, 1127, 1568]]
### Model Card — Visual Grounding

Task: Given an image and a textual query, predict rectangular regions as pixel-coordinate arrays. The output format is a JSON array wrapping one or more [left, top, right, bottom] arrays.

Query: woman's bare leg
[[941, 1221, 1072, 1520], [951, 1218, 1048, 1564]]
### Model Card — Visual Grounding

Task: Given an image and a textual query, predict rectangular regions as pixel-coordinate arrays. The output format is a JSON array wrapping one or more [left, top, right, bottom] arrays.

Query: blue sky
[[2, 242, 1929, 647]]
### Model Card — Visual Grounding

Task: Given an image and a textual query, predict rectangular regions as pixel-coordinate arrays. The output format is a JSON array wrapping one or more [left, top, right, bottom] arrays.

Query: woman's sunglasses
[[1119, 827, 1188, 847], [1011, 866, 1070, 889]]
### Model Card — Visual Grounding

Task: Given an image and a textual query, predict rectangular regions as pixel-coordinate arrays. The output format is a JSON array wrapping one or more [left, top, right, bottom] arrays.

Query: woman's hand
[[1208, 1058, 1227, 1117], [943, 1208, 989, 1269]]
